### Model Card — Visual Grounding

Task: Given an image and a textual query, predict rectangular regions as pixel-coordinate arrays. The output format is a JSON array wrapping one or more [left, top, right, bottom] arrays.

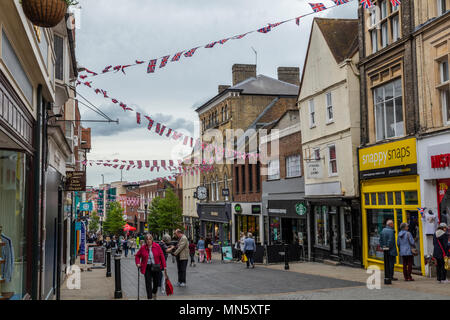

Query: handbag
[[437, 239, 450, 270], [150, 264, 161, 272], [241, 254, 248, 263], [165, 277, 174, 296]]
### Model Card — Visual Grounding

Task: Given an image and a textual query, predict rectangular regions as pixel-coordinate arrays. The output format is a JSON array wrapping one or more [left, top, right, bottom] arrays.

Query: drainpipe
[[31, 85, 43, 300]]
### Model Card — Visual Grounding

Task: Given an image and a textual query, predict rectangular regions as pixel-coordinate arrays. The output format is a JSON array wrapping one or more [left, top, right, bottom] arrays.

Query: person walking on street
[[243, 232, 257, 269], [433, 223, 449, 283], [128, 237, 136, 256], [169, 229, 189, 287], [158, 234, 172, 295], [197, 237, 206, 263], [380, 219, 398, 281], [239, 232, 245, 263], [136, 235, 140, 250], [397, 222, 416, 281], [189, 239, 196, 267], [123, 237, 129, 258], [135, 234, 168, 300], [205, 237, 212, 263]]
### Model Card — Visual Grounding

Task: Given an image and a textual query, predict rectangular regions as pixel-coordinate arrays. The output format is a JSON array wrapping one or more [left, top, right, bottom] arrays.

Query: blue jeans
[[124, 247, 128, 257]]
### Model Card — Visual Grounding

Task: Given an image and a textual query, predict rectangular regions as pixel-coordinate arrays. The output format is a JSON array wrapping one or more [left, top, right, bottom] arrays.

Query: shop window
[[0, 151, 27, 299], [374, 78, 404, 141], [371, 29, 378, 54], [286, 154, 302, 178], [391, 15, 399, 42], [314, 206, 329, 247], [404, 191, 418, 205], [371, 193, 377, 205], [395, 191, 402, 205], [314, 148, 320, 160], [365, 193, 370, 205], [439, 59, 450, 125], [387, 192, 394, 205], [270, 217, 281, 243], [54, 34, 64, 81], [340, 207, 353, 253], [367, 209, 394, 261], [378, 192, 386, 205], [381, 22, 388, 48]]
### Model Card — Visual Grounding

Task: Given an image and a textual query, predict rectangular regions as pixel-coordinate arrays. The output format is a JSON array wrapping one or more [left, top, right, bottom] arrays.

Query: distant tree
[[89, 210, 100, 233], [148, 197, 162, 236], [156, 188, 183, 236], [102, 202, 125, 236]]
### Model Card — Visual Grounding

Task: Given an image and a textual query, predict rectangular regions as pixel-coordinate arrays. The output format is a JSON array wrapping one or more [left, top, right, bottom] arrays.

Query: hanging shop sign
[[295, 203, 307, 216], [234, 204, 243, 214], [359, 138, 417, 180], [65, 171, 86, 191], [222, 189, 230, 197], [80, 202, 93, 212], [252, 205, 261, 214]]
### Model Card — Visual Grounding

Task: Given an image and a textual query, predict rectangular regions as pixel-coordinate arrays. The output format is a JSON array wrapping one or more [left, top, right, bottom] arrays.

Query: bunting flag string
[[77, 0, 364, 81], [79, 80, 260, 160]]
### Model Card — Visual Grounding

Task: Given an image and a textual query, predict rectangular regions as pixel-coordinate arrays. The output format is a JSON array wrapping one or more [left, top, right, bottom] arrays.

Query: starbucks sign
[[295, 203, 307, 216]]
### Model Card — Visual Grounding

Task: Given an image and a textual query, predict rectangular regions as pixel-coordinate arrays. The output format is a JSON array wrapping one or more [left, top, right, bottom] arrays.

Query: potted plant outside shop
[[21, 0, 78, 28]]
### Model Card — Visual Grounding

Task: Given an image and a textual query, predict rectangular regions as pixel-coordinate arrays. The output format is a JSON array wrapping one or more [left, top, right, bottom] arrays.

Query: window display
[[269, 217, 280, 243], [0, 150, 27, 299], [314, 206, 328, 247], [340, 207, 353, 252], [367, 209, 394, 261]]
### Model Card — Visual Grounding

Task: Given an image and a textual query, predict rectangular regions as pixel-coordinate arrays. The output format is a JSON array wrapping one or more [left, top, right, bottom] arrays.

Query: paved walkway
[[60, 254, 450, 300]]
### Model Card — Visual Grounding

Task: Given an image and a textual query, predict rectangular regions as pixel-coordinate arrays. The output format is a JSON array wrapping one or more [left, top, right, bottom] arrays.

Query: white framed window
[[286, 155, 302, 178], [442, 87, 450, 125], [373, 78, 404, 141], [313, 148, 320, 161], [381, 22, 388, 48], [268, 159, 280, 180], [340, 207, 353, 253], [380, 0, 387, 19], [437, 0, 447, 16], [440, 60, 449, 83], [391, 15, 399, 42], [309, 99, 316, 127], [314, 206, 329, 247], [371, 29, 378, 54], [326, 92, 333, 123], [328, 145, 338, 176]]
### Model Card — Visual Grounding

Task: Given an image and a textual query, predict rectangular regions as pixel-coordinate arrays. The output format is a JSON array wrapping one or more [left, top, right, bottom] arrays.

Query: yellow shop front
[[359, 138, 425, 276]]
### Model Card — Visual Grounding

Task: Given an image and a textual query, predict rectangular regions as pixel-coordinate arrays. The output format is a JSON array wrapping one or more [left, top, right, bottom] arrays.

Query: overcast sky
[[74, 0, 358, 188]]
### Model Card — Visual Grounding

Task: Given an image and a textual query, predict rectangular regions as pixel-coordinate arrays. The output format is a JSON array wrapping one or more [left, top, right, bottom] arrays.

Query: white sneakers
[[439, 280, 449, 283]]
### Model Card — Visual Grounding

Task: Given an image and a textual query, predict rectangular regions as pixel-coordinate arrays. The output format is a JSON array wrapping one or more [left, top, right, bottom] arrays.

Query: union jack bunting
[[165, 128, 173, 137], [332, 0, 349, 5], [137, 161, 142, 168], [80, 75, 88, 80], [184, 47, 199, 57], [113, 65, 122, 72], [232, 33, 248, 39], [111, 99, 118, 104], [95, 88, 101, 94], [153, 160, 158, 168], [145, 160, 150, 168], [101, 90, 108, 98], [390, 0, 400, 7], [135, 60, 145, 64], [309, 3, 327, 12], [171, 51, 184, 62], [136, 112, 141, 124], [269, 21, 285, 28], [257, 25, 271, 33], [145, 116, 154, 130], [121, 65, 132, 74], [102, 66, 112, 73], [183, 136, 189, 145], [161, 160, 166, 169], [418, 207, 425, 218], [147, 59, 157, 73], [205, 41, 218, 48], [219, 38, 230, 44], [160, 55, 170, 68], [360, 0, 372, 9], [172, 131, 183, 141], [83, 81, 92, 88]]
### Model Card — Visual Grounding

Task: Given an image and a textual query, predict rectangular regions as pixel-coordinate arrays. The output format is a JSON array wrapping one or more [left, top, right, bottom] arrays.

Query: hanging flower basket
[[21, 0, 69, 28]]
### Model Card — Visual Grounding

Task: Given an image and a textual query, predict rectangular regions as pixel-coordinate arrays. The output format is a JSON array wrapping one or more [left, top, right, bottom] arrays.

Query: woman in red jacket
[[135, 234, 167, 300]]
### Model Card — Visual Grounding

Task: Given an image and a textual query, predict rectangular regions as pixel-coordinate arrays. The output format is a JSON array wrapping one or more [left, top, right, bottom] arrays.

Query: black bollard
[[383, 247, 391, 285], [106, 249, 112, 277], [114, 253, 123, 299], [284, 243, 289, 270]]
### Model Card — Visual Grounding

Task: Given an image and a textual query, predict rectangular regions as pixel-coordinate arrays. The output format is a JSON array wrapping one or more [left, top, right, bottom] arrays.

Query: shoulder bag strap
[[437, 238, 447, 258]]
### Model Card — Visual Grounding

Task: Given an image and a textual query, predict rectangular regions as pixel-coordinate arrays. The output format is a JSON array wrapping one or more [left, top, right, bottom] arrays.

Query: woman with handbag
[[397, 223, 416, 281], [433, 223, 449, 284], [135, 234, 168, 300]]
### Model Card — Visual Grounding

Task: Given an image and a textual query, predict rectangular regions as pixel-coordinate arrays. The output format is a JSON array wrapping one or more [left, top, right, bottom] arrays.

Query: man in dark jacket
[[379, 219, 398, 281], [433, 223, 449, 283]]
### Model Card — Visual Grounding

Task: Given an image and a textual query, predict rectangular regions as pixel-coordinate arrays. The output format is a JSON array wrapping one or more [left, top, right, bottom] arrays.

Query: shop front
[[197, 203, 231, 246], [307, 199, 361, 266], [359, 137, 425, 275], [417, 132, 450, 261], [232, 202, 262, 245]]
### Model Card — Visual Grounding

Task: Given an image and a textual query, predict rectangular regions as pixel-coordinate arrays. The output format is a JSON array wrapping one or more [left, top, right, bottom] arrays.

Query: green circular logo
[[296, 203, 307, 216], [235, 204, 242, 213]]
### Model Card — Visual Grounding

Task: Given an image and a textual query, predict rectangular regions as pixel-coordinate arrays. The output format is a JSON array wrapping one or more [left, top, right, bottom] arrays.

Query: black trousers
[[245, 250, 254, 267], [190, 253, 195, 265], [436, 258, 447, 281], [177, 259, 188, 284], [144, 265, 160, 299], [386, 255, 395, 279]]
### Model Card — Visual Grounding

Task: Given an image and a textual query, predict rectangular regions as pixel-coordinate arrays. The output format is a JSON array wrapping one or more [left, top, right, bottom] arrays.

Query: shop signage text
[[269, 208, 287, 214], [251, 205, 261, 214], [234, 204, 242, 213], [359, 138, 417, 180], [431, 153, 450, 169], [65, 171, 86, 191], [306, 161, 323, 179]]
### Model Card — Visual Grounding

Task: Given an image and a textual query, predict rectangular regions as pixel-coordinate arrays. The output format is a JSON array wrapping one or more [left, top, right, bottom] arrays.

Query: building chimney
[[218, 85, 230, 94], [232, 64, 256, 86], [277, 67, 300, 86]]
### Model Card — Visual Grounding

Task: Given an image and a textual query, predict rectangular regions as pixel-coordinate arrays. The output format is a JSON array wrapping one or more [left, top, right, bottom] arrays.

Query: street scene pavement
[[61, 253, 450, 300]]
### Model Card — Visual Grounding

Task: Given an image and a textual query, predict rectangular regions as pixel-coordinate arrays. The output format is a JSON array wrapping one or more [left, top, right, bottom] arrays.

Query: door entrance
[[330, 212, 339, 255], [405, 210, 421, 270], [281, 218, 293, 244]]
